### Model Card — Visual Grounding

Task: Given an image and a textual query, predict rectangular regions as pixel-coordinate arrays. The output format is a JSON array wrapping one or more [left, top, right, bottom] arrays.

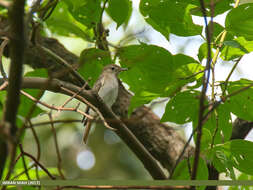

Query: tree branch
[[0, 0, 26, 179]]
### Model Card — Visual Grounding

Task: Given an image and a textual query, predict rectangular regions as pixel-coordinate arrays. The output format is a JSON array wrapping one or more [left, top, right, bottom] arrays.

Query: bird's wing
[[92, 75, 105, 93]]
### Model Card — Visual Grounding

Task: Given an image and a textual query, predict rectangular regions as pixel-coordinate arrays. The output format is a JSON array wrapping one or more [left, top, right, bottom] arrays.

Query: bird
[[83, 64, 128, 143]]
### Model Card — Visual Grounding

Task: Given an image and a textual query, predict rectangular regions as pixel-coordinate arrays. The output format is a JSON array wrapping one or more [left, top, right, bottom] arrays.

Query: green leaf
[[224, 41, 249, 53], [225, 3, 253, 41], [221, 37, 253, 61], [161, 90, 200, 124], [118, 44, 174, 94], [78, 48, 113, 86], [208, 140, 253, 178], [208, 145, 236, 179], [118, 43, 202, 113], [139, 0, 202, 39], [118, 44, 201, 94], [223, 140, 253, 175], [197, 42, 214, 62], [107, 0, 132, 28], [224, 79, 253, 121], [172, 157, 208, 190], [62, 0, 102, 28], [45, 1, 93, 41]]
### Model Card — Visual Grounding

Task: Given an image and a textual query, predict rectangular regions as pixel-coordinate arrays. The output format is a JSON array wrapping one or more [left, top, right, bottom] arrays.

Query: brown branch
[[0, 0, 26, 181], [191, 0, 212, 182]]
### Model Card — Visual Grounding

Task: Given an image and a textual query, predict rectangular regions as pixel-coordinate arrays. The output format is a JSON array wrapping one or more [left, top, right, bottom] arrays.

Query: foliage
[[1, 0, 253, 188]]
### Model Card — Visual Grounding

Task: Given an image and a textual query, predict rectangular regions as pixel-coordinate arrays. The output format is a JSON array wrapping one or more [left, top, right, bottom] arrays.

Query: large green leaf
[[139, 0, 202, 39], [62, 0, 102, 28], [45, 1, 93, 41], [161, 90, 200, 124], [223, 140, 253, 175], [225, 3, 253, 41], [208, 140, 253, 178], [223, 79, 253, 121], [118, 44, 174, 94], [221, 37, 253, 61], [78, 48, 113, 86], [118, 44, 202, 113], [107, 0, 132, 28]]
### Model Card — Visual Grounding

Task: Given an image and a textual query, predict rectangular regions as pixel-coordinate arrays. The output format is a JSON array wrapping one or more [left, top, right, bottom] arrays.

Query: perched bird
[[83, 64, 128, 143]]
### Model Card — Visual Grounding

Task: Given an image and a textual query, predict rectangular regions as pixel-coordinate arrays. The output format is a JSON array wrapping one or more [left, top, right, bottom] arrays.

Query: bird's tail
[[83, 120, 92, 144], [82, 107, 91, 143]]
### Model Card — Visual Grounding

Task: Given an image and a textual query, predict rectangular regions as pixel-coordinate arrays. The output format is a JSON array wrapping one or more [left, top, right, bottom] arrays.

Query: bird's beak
[[120, 67, 128, 72]]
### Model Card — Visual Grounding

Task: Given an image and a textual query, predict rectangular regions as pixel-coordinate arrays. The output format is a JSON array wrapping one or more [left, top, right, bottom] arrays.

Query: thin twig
[[48, 113, 65, 179], [37, 45, 86, 86], [18, 144, 31, 180], [20, 90, 94, 120], [55, 81, 88, 117], [22, 151, 56, 180], [210, 110, 219, 148], [28, 120, 41, 161], [222, 56, 242, 96], [179, 69, 205, 80]]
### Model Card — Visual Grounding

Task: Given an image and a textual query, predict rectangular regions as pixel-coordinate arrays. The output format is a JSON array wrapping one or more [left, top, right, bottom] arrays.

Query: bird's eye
[[111, 67, 115, 70]]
